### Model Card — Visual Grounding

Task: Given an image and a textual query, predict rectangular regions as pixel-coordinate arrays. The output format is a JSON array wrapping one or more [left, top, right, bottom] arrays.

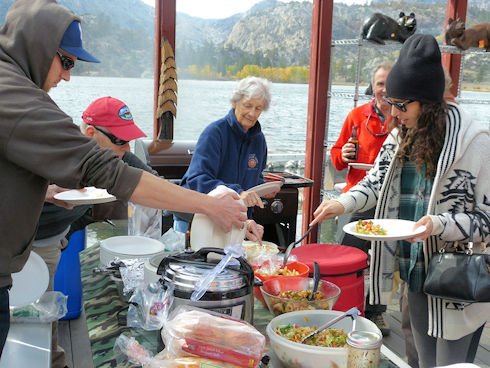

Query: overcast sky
[[141, 0, 367, 19]]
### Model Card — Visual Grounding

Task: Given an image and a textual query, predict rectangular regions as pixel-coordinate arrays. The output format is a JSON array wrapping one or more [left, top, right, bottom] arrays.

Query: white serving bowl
[[266, 309, 381, 368], [100, 235, 165, 265]]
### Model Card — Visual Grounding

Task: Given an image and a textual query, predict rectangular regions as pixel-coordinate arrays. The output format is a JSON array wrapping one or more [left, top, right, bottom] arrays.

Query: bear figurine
[[362, 12, 417, 45], [445, 18, 490, 52]]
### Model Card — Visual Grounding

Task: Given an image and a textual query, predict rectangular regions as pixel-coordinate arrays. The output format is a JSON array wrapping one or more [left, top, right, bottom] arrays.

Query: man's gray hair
[[79, 121, 88, 134], [372, 62, 394, 83], [230, 76, 272, 111]]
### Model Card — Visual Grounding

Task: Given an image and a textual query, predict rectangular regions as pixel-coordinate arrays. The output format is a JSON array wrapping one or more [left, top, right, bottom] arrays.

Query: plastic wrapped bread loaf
[[160, 305, 266, 368], [149, 356, 242, 368]]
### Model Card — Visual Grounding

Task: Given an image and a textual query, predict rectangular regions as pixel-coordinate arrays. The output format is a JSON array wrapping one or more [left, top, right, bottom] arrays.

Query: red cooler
[[291, 243, 368, 314]]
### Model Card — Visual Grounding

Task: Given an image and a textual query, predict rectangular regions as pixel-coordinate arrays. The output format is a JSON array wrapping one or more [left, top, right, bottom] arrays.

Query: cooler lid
[[290, 243, 367, 275]]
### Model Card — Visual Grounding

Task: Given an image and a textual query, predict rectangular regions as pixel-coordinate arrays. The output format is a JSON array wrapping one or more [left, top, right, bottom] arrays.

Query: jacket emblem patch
[[248, 154, 258, 169]]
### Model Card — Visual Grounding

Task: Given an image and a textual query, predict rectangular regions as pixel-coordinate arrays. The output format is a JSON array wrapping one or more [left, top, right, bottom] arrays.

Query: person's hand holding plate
[[406, 215, 433, 243]]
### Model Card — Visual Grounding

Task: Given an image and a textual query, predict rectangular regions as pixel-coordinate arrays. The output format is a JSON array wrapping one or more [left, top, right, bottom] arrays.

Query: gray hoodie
[[0, 0, 142, 288]]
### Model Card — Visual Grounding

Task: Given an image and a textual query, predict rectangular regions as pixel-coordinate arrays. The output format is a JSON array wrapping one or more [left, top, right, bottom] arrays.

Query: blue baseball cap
[[59, 21, 100, 63]]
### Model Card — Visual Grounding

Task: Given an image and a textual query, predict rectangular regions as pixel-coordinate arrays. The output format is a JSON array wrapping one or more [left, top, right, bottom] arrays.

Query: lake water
[[50, 76, 490, 158]]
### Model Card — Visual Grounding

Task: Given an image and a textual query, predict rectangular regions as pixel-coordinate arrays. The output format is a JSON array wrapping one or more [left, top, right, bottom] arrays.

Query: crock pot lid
[[165, 263, 246, 290]]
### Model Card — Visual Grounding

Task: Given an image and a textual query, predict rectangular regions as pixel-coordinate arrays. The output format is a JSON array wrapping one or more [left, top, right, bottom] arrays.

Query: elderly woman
[[311, 34, 489, 367], [175, 76, 276, 241]]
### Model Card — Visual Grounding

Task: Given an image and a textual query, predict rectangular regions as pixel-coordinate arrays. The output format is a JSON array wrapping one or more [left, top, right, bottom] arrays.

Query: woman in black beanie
[[311, 34, 489, 367]]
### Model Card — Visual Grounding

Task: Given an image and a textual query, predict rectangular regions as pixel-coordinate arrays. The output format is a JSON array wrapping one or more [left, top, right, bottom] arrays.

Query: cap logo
[[118, 106, 133, 120], [77, 22, 83, 42]]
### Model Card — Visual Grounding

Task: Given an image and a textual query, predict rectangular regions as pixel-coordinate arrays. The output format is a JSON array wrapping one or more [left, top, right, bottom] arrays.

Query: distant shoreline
[[334, 82, 490, 93]]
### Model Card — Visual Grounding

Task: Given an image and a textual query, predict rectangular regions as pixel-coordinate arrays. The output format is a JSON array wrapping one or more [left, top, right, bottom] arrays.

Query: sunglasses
[[91, 125, 129, 146], [383, 96, 414, 112], [56, 51, 75, 71], [365, 112, 388, 137]]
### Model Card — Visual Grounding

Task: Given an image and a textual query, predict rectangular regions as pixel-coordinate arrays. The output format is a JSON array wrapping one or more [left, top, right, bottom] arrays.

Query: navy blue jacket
[[180, 109, 267, 195]]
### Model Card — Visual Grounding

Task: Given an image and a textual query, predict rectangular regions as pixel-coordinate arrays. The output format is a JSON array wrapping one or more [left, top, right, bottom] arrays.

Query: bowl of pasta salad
[[266, 309, 381, 368], [260, 276, 340, 316]]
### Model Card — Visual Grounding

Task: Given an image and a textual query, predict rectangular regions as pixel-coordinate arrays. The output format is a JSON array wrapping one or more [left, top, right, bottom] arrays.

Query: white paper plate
[[9, 251, 49, 308], [348, 163, 374, 170], [248, 182, 283, 197], [100, 236, 165, 265], [343, 219, 426, 241], [54, 186, 116, 205]]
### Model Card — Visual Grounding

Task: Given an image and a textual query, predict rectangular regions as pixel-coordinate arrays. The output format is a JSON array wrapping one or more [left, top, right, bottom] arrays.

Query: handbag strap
[[439, 218, 475, 255], [468, 217, 474, 255]]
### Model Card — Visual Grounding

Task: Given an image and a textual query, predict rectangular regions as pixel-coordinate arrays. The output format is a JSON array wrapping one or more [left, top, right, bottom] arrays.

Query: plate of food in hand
[[348, 163, 374, 170], [248, 181, 283, 197], [343, 219, 426, 241], [54, 186, 116, 205]]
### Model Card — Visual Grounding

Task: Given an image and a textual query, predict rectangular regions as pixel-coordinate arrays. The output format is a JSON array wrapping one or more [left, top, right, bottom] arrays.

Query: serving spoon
[[300, 307, 360, 344], [308, 262, 321, 301], [283, 223, 318, 267]]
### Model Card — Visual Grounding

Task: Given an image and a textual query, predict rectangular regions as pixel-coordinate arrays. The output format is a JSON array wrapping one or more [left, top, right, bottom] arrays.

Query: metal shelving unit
[[320, 38, 489, 199]]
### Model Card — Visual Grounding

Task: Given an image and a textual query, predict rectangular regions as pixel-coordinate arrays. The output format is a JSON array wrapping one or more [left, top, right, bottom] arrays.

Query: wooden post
[[154, 0, 176, 140], [302, 0, 334, 243], [442, 0, 467, 98]]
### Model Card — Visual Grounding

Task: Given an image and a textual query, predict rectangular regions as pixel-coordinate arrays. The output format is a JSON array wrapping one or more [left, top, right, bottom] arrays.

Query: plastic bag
[[114, 333, 153, 366], [127, 282, 174, 330], [119, 258, 146, 295], [191, 242, 245, 301], [243, 240, 279, 264], [10, 291, 67, 323], [128, 202, 162, 240], [113, 333, 241, 368], [149, 355, 242, 368], [160, 305, 266, 368], [160, 228, 185, 252], [252, 253, 298, 276]]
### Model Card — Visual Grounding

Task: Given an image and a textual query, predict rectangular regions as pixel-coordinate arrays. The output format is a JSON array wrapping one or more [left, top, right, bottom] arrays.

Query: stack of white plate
[[99, 235, 165, 265]]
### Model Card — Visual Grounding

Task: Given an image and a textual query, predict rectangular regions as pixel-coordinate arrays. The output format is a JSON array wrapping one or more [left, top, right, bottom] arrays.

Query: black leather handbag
[[423, 221, 490, 303]]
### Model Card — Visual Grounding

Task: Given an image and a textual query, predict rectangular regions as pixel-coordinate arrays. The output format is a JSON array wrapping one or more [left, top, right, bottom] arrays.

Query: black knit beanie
[[386, 34, 445, 103]]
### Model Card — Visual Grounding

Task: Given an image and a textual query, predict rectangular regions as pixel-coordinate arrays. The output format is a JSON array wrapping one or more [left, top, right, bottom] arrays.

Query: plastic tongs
[[190, 243, 245, 302], [300, 307, 360, 344], [283, 223, 318, 267]]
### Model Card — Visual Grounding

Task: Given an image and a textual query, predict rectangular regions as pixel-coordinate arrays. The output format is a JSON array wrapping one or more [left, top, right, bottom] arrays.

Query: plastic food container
[[253, 262, 310, 306], [260, 276, 341, 316], [266, 310, 381, 368]]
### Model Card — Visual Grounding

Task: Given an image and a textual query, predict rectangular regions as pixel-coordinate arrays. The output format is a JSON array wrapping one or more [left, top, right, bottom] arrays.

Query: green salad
[[275, 324, 347, 347]]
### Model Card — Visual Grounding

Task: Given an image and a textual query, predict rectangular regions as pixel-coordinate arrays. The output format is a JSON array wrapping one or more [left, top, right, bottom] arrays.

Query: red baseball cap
[[82, 97, 146, 141]]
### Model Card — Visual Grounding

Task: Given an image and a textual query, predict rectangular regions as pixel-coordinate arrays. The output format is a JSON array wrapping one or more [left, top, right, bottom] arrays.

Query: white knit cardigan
[[337, 103, 490, 339]]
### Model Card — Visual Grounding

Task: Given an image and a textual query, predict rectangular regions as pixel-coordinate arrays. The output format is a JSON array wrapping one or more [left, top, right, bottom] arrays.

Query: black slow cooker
[[157, 247, 256, 323]]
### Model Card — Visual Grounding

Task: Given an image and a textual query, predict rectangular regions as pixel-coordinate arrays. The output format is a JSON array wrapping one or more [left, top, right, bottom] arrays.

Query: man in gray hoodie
[[0, 0, 246, 357]]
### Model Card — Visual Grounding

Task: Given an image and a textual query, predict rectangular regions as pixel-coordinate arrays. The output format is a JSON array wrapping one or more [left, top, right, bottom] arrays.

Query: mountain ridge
[[0, 0, 488, 83]]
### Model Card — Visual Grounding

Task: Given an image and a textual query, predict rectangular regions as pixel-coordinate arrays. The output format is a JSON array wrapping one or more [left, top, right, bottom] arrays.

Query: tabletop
[[80, 239, 407, 368]]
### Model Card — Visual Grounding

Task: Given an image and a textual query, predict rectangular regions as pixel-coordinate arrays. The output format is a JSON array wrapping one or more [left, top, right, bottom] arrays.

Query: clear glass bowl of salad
[[260, 276, 341, 316]]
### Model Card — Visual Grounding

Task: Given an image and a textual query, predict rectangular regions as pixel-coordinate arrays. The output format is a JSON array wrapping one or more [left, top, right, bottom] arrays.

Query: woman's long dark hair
[[396, 101, 448, 178]]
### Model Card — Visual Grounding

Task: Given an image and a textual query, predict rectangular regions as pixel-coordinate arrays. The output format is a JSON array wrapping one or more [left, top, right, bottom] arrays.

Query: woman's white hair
[[230, 76, 272, 111]]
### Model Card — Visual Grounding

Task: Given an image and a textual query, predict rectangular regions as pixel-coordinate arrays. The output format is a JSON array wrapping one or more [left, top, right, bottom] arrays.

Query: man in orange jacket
[[330, 63, 393, 335]]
